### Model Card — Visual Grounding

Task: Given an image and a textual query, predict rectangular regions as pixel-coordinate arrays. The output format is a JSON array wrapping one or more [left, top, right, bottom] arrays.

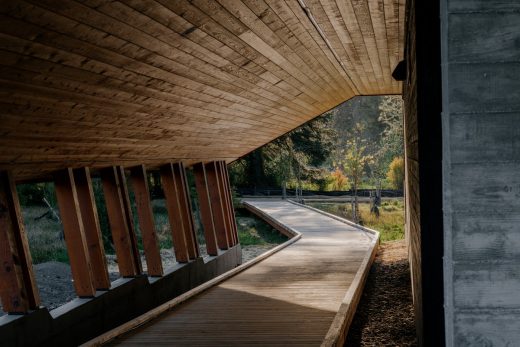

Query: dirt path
[[345, 239, 417, 346]]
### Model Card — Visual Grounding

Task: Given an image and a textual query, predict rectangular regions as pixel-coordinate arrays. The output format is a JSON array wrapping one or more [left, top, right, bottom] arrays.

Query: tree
[[387, 157, 405, 190], [229, 112, 336, 190], [328, 167, 349, 191], [367, 95, 403, 194], [341, 124, 373, 223]]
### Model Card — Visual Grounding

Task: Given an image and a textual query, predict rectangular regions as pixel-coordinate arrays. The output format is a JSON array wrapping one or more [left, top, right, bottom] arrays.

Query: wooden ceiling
[[0, 0, 405, 180]]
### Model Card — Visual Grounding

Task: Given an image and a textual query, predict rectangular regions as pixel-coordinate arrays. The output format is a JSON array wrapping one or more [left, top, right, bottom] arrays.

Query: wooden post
[[204, 162, 229, 250], [73, 168, 110, 290], [221, 161, 239, 245], [0, 171, 40, 313], [160, 164, 189, 263], [193, 163, 218, 256], [54, 169, 96, 297], [172, 163, 199, 260], [129, 165, 163, 277], [100, 167, 141, 277], [216, 162, 235, 246]]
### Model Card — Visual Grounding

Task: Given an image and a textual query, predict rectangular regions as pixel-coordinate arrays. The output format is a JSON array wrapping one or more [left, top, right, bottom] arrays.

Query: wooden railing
[[0, 161, 238, 315]]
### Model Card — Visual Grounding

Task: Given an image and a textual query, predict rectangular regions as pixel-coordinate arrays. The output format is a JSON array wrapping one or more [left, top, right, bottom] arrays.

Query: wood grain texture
[[54, 168, 96, 297], [107, 200, 375, 346], [0, 171, 40, 313], [0, 0, 404, 181], [193, 163, 218, 256], [172, 162, 200, 260], [73, 167, 111, 290], [160, 163, 189, 263], [221, 162, 239, 244], [204, 161, 230, 250], [129, 165, 163, 277], [100, 166, 142, 277]]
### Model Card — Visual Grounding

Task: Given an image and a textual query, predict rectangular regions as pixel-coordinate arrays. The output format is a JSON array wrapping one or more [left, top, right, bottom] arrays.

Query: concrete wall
[[0, 246, 241, 346], [442, 1, 520, 345]]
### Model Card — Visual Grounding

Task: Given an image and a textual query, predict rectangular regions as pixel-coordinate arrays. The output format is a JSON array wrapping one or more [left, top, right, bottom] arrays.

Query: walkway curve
[[100, 199, 378, 346]]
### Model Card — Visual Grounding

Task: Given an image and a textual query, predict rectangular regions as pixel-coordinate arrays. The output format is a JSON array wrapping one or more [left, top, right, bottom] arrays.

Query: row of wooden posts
[[0, 161, 238, 314]]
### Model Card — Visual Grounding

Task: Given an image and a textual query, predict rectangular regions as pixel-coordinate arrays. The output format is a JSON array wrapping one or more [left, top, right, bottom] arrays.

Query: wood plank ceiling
[[0, 0, 405, 181]]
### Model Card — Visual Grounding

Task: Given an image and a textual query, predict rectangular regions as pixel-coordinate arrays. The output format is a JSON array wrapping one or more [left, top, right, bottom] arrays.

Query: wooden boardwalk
[[104, 200, 377, 346]]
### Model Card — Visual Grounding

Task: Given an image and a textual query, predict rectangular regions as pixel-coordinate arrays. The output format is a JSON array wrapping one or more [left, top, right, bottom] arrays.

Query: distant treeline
[[236, 187, 403, 198]]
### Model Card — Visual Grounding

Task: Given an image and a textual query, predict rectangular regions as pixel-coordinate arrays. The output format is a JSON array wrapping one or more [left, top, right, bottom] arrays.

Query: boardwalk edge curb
[[82, 202, 301, 346]]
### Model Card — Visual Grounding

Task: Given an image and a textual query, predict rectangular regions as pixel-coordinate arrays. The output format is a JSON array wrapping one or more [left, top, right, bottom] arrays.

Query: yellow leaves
[[386, 157, 405, 190]]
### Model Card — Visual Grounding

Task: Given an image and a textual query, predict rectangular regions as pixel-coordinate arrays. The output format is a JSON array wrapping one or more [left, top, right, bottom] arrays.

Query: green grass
[[308, 199, 405, 242], [20, 206, 69, 264], [236, 209, 288, 246], [20, 201, 287, 264]]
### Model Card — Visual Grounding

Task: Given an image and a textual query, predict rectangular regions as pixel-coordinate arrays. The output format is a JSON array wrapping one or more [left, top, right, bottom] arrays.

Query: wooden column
[[172, 163, 199, 260], [0, 171, 40, 313], [221, 161, 239, 245], [216, 162, 235, 246], [129, 165, 163, 277], [204, 162, 229, 250], [160, 163, 189, 263], [193, 163, 218, 256], [73, 168, 110, 290], [54, 169, 96, 297], [100, 166, 141, 277]]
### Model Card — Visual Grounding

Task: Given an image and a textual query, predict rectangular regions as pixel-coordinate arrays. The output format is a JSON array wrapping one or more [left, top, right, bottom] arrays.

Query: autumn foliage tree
[[329, 167, 349, 191], [387, 157, 405, 190]]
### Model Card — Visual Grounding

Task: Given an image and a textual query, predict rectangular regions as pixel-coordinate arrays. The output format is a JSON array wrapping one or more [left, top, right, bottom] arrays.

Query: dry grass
[[308, 199, 405, 242]]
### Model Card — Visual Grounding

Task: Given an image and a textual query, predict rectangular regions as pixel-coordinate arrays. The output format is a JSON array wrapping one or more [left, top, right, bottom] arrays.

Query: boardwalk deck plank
[[108, 200, 376, 346]]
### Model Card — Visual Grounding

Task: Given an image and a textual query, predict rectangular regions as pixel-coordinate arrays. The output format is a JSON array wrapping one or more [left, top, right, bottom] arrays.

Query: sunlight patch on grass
[[308, 199, 405, 242]]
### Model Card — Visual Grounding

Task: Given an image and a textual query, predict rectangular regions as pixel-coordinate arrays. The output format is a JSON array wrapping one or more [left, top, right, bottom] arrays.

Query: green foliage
[[325, 167, 350, 191], [340, 124, 373, 191], [387, 157, 405, 190], [17, 182, 57, 207], [228, 95, 404, 194], [236, 209, 288, 246], [18, 206, 68, 264], [229, 112, 336, 188], [308, 199, 405, 242]]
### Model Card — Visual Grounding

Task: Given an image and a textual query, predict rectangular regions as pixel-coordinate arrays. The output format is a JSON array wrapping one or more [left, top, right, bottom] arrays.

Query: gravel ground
[[0, 244, 278, 316], [345, 239, 417, 346]]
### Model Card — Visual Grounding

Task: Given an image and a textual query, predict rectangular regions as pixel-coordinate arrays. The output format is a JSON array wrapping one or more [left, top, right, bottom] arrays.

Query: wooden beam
[[129, 165, 163, 277], [0, 171, 40, 313], [160, 164, 189, 263], [100, 166, 141, 277], [216, 161, 235, 246], [73, 167, 110, 290], [221, 161, 239, 245], [193, 163, 218, 256], [172, 163, 199, 260], [54, 168, 95, 297], [204, 162, 229, 250]]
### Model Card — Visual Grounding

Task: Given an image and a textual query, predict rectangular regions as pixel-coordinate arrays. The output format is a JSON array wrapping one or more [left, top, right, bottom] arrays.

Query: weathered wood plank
[[160, 163, 189, 263], [204, 161, 229, 250], [216, 161, 235, 246], [193, 162, 218, 256], [54, 168, 96, 297], [129, 165, 163, 277], [172, 162, 199, 260], [221, 162, 238, 244], [73, 167, 110, 290], [100, 166, 142, 277], [0, 171, 40, 313], [107, 200, 377, 346]]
